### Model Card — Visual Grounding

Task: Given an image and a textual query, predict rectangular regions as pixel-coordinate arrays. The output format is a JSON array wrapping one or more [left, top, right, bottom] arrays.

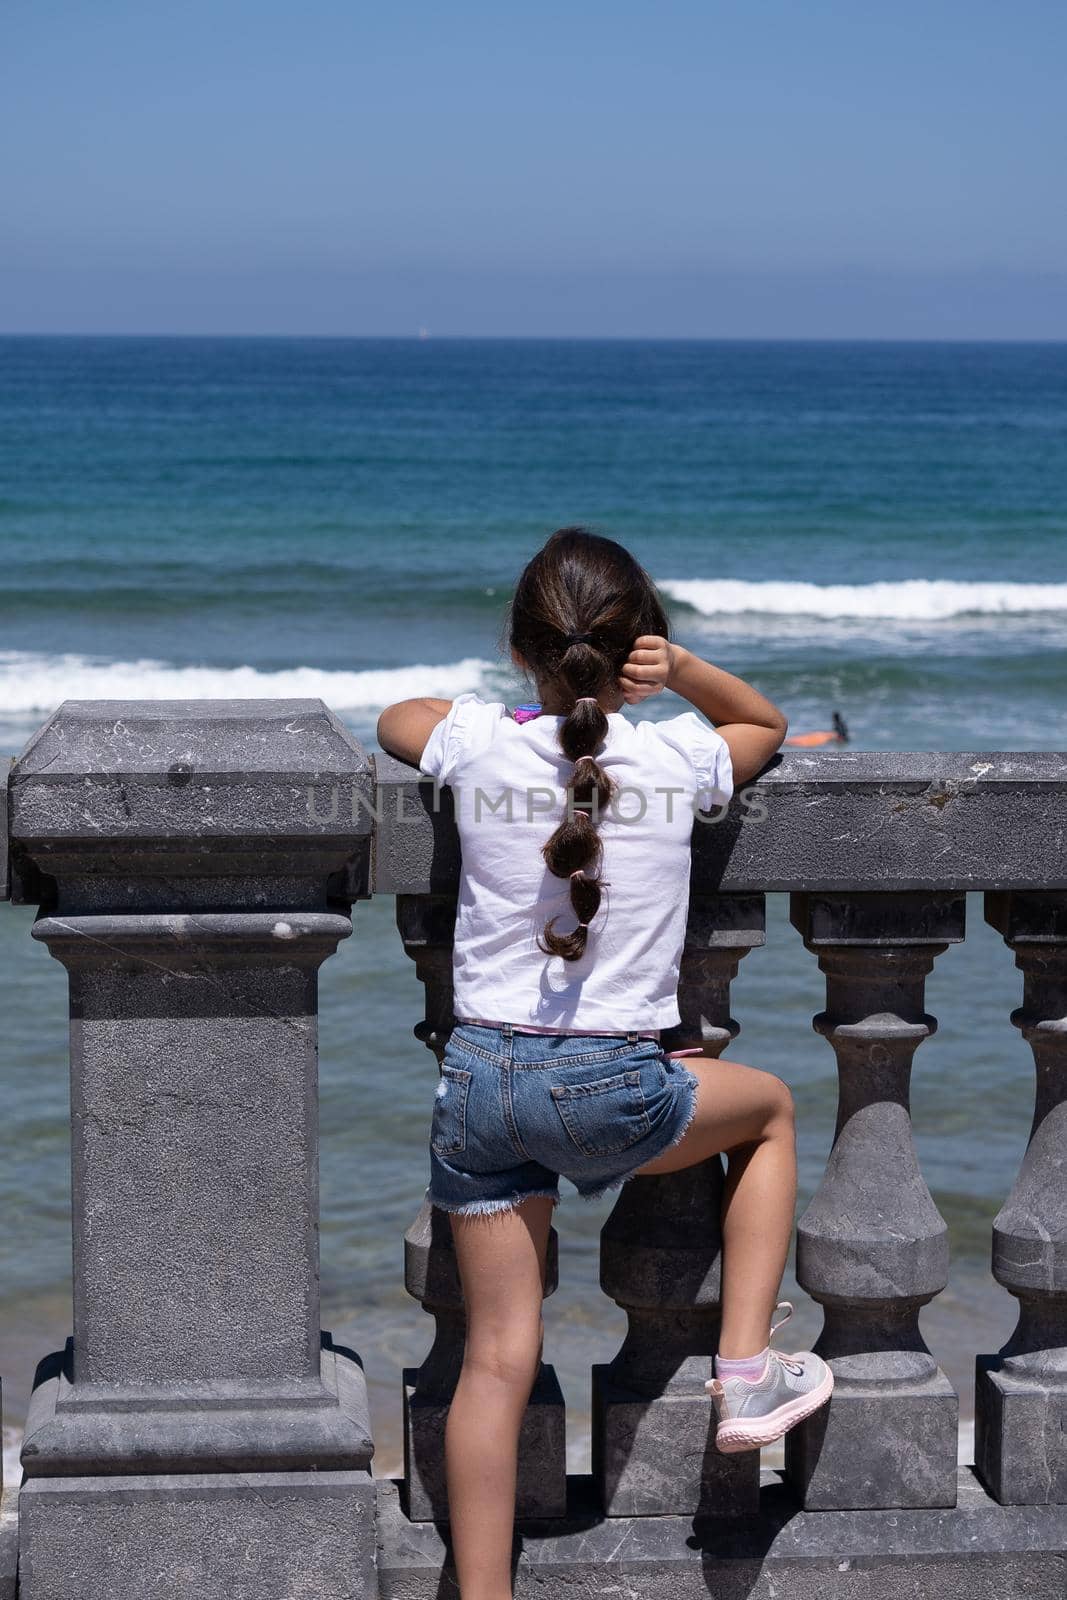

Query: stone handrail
[[1, 700, 1066, 1600], [373, 747, 1067, 893]]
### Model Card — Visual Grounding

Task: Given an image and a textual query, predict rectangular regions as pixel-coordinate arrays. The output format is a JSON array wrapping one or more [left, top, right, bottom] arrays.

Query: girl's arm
[[620, 638, 787, 784], [376, 698, 452, 766]]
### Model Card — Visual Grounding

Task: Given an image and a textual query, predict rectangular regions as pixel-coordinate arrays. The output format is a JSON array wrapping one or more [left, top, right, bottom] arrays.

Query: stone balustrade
[[0, 702, 1066, 1600]]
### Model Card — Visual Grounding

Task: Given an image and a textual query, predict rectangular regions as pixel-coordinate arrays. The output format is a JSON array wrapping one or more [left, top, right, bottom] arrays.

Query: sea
[[1, 335, 1066, 1481]]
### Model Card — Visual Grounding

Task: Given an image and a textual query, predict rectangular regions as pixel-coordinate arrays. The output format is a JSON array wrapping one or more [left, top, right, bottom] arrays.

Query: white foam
[[0, 652, 497, 716], [657, 578, 1067, 621]]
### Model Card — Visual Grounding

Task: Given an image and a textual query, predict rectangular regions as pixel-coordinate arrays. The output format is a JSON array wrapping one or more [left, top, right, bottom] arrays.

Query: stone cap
[[373, 748, 1067, 894], [11, 699, 371, 834], [8, 700, 373, 904]]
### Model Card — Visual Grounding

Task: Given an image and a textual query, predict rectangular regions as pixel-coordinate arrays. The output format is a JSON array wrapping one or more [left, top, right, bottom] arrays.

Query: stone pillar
[[9, 699, 378, 1600], [785, 891, 963, 1510], [592, 894, 765, 1517], [397, 893, 567, 1522], [0, 757, 10, 1586], [976, 891, 1067, 1505]]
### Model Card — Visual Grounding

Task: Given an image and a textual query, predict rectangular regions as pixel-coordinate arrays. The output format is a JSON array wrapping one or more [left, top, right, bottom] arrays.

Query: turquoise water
[[0, 337, 1064, 1472]]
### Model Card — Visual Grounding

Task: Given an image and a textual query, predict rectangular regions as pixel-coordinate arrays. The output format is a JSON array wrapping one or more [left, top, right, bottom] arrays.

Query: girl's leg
[[445, 1195, 555, 1600], [634, 1059, 796, 1358]]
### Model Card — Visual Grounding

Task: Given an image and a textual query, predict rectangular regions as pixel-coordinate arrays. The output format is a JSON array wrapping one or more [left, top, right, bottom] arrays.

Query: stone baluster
[[9, 700, 379, 1600], [396, 892, 458, 1063], [785, 891, 963, 1510], [592, 893, 765, 1517], [397, 893, 567, 1521], [976, 891, 1067, 1504]]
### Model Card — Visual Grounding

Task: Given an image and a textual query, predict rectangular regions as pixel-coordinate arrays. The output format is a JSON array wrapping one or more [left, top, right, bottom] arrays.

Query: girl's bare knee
[[770, 1072, 795, 1119], [465, 1314, 544, 1392], [465, 1343, 540, 1393], [752, 1068, 795, 1136]]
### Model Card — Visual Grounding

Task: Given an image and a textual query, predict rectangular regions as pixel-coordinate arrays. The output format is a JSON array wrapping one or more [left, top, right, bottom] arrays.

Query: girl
[[378, 528, 832, 1600]]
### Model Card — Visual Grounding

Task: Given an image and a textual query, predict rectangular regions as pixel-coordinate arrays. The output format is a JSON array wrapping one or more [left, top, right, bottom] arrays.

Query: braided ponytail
[[509, 526, 670, 965], [539, 685, 614, 961]]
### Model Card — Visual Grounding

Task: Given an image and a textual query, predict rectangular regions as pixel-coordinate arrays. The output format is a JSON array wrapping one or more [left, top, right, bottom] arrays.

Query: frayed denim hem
[[428, 1188, 561, 1218], [573, 1065, 702, 1203]]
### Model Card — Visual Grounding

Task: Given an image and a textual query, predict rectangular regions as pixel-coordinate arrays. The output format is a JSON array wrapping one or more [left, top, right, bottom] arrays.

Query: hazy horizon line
[[3, 331, 1066, 346]]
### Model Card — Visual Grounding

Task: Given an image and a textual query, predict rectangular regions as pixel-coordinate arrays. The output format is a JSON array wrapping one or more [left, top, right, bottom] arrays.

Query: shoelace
[[768, 1302, 804, 1376]]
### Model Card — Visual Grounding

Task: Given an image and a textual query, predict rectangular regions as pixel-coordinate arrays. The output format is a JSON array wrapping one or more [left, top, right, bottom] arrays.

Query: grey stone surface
[[11, 704, 382, 1596], [975, 891, 1067, 1505], [9, 698, 373, 906], [19, 1470, 376, 1600], [785, 893, 962, 1510], [786, 1376, 959, 1513], [1, 757, 10, 901], [23, 910, 372, 1476], [662, 892, 766, 1055], [22, 1336, 372, 1476], [976, 1363, 1067, 1508], [373, 753, 456, 897], [396, 894, 457, 1060], [401, 1201, 566, 1521], [376, 1470, 1067, 1599], [594, 900, 764, 1517], [373, 748, 1067, 894], [0, 1489, 15, 1600], [592, 1364, 754, 1519], [32, 911, 348, 1388]]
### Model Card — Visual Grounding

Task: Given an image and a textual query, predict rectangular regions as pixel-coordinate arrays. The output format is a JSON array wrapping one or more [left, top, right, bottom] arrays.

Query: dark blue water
[[0, 337, 1064, 1474]]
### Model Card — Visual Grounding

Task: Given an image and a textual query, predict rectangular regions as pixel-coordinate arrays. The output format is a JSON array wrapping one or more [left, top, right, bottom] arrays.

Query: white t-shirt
[[418, 693, 733, 1033]]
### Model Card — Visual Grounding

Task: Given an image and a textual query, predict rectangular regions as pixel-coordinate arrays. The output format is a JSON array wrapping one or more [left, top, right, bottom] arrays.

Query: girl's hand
[[618, 635, 674, 704]]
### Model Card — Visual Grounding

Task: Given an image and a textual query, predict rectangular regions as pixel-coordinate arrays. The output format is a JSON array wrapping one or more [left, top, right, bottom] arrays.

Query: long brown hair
[[509, 527, 669, 961]]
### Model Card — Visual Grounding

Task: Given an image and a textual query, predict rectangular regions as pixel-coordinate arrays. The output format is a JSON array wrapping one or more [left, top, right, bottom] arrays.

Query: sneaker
[[705, 1302, 834, 1454]]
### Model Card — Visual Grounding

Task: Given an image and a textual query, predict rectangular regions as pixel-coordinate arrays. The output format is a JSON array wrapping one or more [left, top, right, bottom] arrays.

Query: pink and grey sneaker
[[705, 1302, 834, 1454]]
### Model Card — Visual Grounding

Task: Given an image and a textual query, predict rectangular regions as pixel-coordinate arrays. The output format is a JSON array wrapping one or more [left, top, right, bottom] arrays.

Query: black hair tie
[[566, 631, 595, 646]]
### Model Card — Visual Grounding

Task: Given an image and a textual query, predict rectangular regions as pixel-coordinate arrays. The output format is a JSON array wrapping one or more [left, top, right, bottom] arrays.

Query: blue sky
[[4, 1, 1066, 337]]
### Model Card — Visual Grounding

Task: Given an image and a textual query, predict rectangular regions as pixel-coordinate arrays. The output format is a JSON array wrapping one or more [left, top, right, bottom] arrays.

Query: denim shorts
[[427, 1023, 701, 1216]]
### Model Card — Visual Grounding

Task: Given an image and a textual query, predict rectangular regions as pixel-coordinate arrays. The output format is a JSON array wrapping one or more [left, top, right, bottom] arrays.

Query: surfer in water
[[784, 711, 849, 748]]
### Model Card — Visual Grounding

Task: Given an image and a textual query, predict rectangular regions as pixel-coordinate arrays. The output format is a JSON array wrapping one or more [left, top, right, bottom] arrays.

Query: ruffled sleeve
[[654, 711, 734, 811], [418, 692, 506, 785]]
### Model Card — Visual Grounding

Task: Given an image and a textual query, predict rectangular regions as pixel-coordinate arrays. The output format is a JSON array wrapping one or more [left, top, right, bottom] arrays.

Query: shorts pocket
[[431, 1065, 472, 1156], [550, 1069, 651, 1158]]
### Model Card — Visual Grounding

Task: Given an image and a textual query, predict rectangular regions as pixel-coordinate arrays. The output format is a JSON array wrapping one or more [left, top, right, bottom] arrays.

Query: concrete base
[[591, 1363, 758, 1517], [377, 1470, 1067, 1599], [785, 1373, 959, 1510], [22, 1339, 374, 1476], [975, 1360, 1067, 1505], [402, 1365, 566, 1521], [18, 1470, 376, 1600]]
